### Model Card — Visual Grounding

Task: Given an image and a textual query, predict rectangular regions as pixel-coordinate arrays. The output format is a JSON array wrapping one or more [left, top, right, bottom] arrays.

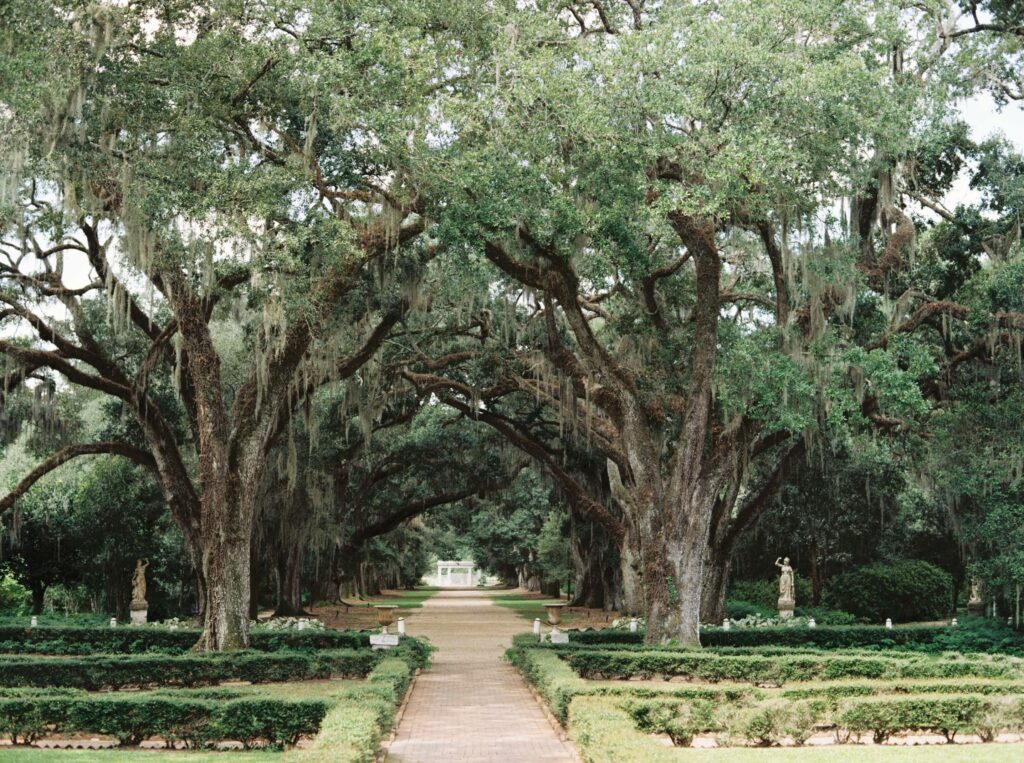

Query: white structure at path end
[[429, 560, 480, 587]]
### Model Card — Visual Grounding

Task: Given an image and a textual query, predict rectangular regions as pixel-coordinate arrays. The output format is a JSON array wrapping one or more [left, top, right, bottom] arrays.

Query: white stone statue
[[775, 557, 795, 600], [131, 558, 149, 604], [775, 556, 795, 618], [969, 578, 982, 605]]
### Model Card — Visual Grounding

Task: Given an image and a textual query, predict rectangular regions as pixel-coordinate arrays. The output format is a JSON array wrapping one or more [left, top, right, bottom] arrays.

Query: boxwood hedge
[[0, 649, 379, 689], [0, 625, 374, 655], [0, 694, 327, 747], [562, 649, 1018, 683]]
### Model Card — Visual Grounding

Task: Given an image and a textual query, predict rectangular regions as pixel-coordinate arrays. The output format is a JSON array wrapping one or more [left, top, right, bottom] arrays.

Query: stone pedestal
[[778, 596, 795, 620], [130, 599, 148, 625]]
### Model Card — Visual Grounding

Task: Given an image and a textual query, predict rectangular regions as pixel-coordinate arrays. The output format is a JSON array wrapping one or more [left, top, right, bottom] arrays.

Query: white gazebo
[[430, 560, 478, 587]]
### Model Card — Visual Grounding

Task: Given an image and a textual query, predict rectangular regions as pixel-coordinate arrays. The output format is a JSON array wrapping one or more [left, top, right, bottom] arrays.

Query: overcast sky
[[947, 93, 1024, 208]]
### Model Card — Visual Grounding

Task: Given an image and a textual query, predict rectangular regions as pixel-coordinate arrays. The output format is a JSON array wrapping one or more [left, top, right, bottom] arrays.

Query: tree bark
[[195, 471, 256, 650], [274, 539, 308, 616], [30, 581, 46, 615], [701, 554, 731, 625]]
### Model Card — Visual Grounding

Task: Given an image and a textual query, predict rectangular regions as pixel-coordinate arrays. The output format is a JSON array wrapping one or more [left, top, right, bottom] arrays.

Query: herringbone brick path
[[385, 589, 575, 763]]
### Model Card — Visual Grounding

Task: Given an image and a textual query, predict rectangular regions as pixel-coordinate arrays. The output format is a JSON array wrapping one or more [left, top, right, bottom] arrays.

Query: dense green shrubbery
[[705, 623, 948, 648], [563, 649, 1018, 683], [0, 694, 326, 747], [825, 560, 954, 622], [0, 569, 29, 615], [725, 600, 774, 621], [837, 695, 996, 743], [622, 693, 1020, 746], [0, 625, 375, 654], [291, 656, 421, 763], [780, 680, 1024, 701], [0, 649, 379, 689], [729, 578, 812, 611]]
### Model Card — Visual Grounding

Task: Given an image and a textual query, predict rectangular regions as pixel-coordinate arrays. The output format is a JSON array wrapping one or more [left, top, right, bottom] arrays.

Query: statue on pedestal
[[968, 577, 984, 613], [775, 556, 795, 619], [130, 558, 149, 625]]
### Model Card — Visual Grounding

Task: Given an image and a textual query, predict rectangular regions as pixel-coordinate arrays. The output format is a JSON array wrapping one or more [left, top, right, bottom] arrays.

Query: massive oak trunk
[[196, 480, 255, 650]]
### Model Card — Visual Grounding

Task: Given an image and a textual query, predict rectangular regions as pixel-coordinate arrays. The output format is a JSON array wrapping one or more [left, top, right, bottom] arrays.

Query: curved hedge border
[[0, 649, 379, 690], [0, 694, 327, 747]]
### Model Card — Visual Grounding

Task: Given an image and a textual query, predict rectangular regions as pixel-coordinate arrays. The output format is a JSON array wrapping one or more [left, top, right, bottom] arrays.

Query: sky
[[946, 92, 1024, 209]]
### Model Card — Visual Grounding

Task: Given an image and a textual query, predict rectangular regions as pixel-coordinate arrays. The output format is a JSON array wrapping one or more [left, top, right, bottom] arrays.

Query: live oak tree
[[0, 0, 485, 648], [404, 0, 1024, 642]]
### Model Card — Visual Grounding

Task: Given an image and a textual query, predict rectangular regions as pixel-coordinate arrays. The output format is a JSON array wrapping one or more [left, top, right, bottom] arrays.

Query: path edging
[[516, 665, 585, 763], [378, 666, 421, 762]]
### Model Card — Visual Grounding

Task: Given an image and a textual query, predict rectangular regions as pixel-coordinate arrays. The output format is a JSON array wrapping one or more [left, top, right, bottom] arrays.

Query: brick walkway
[[385, 589, 576, 763]]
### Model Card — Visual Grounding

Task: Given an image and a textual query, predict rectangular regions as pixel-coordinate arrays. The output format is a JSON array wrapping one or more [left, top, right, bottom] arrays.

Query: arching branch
[[0, 442, 158, 515]]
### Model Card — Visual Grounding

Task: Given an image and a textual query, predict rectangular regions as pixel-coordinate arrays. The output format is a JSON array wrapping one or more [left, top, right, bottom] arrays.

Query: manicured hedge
[[0, 694, 327, 747], [507, 645, 590, 722], [506, 646, 753, 723], [291, 656, 420, 763], [0, 649, 379, 689], [563, 649, 1018, 683], [516, 624, 964, 650], [837, 695, 993, 743], [0, 625, 373, 655], [781, 679, 1024, 701]]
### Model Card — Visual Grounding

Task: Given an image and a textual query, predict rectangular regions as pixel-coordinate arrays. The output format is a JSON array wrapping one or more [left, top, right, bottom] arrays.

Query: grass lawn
[[339, 587, 439, 610], [658, 746, 1024, 762], [0, 751, 275, 761], [492, 591, 582, 625]]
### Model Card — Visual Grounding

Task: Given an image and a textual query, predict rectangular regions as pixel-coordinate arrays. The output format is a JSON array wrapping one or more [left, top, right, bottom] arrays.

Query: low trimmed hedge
[[507, 645, 590, 722], [516, 624, 959, 650], [837, 695, 998, 743], [0, 625, 374, 655], [0, 694, 327, 747], [563, 649, 1018, 683], [0, 649, 379, 689], [291, 656, 420, 763], [506, 646, 753, 723]]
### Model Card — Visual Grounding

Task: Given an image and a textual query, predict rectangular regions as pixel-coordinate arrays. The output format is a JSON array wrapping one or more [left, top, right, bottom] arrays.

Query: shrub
[[725, 600, 774, 621], [793, 606, 858, 625], [729, 578, 812, 611], [837, 695, 989, 743], [291, 656, 419, 763], [0, 649, 379, 689], [738, 699, 792, 746], [623, 698, 719, 747], [704, 623, 947, 649], [507, 646, 589, 722], [0, 569, 28, 615], [562, 649, 1018, 683], [0, 625, 375, 654], [824, 560, 953, 622], [0, 695, 326, 747]]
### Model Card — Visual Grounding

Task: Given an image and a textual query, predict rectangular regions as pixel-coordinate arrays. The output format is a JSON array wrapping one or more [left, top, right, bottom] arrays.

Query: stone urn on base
[[374, 605, 398, 633], [544, 603, 567, 626]]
